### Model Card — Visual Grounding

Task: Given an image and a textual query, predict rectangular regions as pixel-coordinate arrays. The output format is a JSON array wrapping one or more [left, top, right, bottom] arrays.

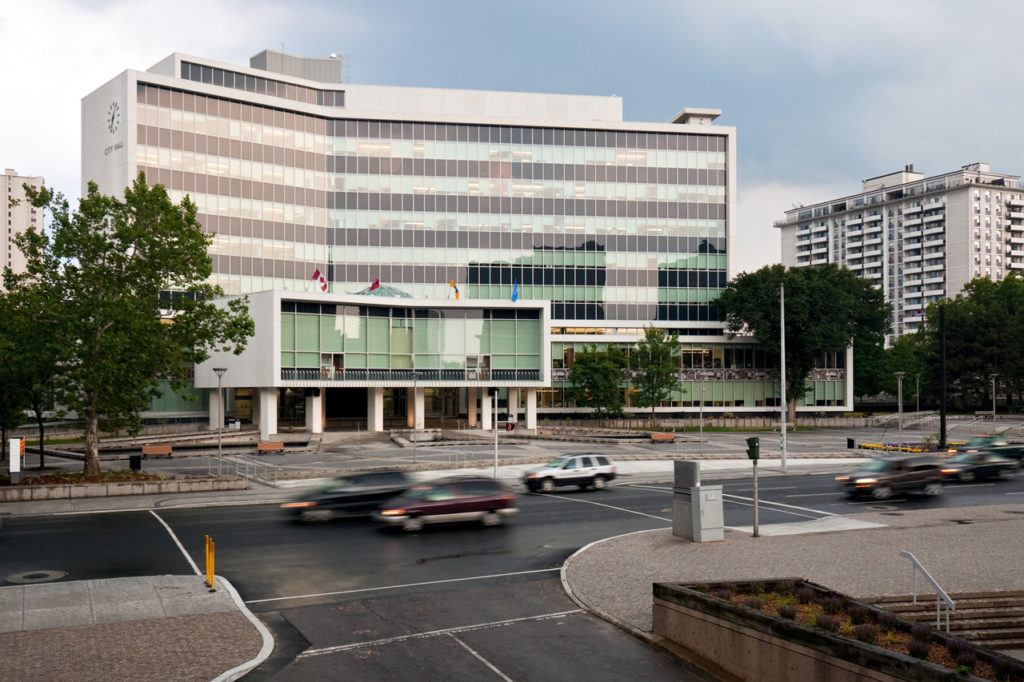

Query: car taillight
[[380, 509, 405, 516], [500, 495, 516, 503], [281, 501, 316, 508], [611, 465, 617, 471], [834, 475, 849, 482]]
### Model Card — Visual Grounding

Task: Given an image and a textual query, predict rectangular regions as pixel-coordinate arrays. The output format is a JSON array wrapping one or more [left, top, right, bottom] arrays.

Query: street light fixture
[[990, 373, 999, 426], [213, 368, 227, 475], [894, 372, 905, 453]]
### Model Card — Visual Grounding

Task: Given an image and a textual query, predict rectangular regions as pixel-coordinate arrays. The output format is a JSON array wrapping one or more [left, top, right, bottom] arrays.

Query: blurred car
[[522, 453, 617, 492], [950, 434, 1024, 462], [835, 455, 944, 500], [940, 452, 1018, 482], [281, 470, 412, 522], [374, 476, 518, 532]]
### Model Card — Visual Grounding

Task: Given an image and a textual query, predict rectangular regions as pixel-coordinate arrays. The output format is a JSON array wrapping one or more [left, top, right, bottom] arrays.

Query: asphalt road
[[3, 468, 1023, 680]]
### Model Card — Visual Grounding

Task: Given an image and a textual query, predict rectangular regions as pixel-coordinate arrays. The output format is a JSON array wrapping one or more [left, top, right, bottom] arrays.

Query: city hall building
[[82, 50, 851, 437]]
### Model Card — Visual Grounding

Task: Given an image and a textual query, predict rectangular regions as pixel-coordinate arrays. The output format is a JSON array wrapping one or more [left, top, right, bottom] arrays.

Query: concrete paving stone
[[90, 597, 166, 623], [22, 603, 94, 631], [0, 587, 24, 633]]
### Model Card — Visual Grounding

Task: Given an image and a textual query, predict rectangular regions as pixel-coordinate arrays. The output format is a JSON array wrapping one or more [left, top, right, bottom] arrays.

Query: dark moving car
[[951, 434, 1024, 462], [940, 452, 1018, 482], [281, 470, 412, 522], [835, 455, 944, 500], [374, 476, 518, 532]]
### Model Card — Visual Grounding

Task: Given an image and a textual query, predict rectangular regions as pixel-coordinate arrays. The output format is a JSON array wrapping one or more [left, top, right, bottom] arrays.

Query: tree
[[884, 334, 927, 409], [0, 294, 33, 462], [632, 327, 682, 425], [11, 174, 254, 475], [716, 264, 890, 423], [567, 344, 626, 418]]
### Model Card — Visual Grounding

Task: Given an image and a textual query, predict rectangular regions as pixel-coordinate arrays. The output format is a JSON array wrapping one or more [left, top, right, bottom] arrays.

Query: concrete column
[[526, 388, 537, 430], [467, 388, 477, 428], [209, 388, 223, 431], [414, 387, 424, 430], [305, 390, 323, 434], [508, 387, 520, 423], [259, 387, 277, 441], [368, 387, 384, 432], [481, 389, 492, 431]]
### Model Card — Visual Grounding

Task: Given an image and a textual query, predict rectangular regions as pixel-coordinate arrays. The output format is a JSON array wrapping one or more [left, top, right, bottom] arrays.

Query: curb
[[210, 575, 275, 682]]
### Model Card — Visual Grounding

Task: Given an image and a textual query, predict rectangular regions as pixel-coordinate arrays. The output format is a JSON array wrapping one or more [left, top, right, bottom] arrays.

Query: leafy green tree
[[11, 174, 254, 475], [716, 264, 890, 422], [884, 334, 927, 410], [632, 327, 682, 425], [567, 344, 626, 418], [0, 294, 33, 462], [852, 334, 887, 401]]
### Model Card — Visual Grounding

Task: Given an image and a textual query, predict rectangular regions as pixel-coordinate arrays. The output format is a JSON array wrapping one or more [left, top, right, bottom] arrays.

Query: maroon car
[[374, 476, 518, 532]]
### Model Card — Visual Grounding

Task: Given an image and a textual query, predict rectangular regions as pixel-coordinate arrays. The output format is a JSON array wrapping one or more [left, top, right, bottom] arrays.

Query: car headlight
[[854, 478, 877, 485], [527, 473, 538, 479], [940, 468, 958, 474], [281, 501, 316, 508], [380, 509, 405, 516]]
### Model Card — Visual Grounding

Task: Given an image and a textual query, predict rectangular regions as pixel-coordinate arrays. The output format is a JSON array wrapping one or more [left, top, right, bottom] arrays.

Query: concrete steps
[[873, 591, 1024, 650]]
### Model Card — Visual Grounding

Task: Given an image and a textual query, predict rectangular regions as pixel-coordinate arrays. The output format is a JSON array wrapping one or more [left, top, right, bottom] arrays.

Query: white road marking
[[723, 493, 840, 517], [533, 493, 671, 522], [449, 633, 515, 681], [148, 510, 201, 576], [245, 567, 561, 605], [722, 497, 823, 520], [296, 609, 583, 659], [785, 492, 844, 498]]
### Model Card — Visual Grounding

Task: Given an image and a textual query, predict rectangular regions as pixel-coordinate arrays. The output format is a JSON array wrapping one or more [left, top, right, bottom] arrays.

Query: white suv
[[522, 454, 617, 492]]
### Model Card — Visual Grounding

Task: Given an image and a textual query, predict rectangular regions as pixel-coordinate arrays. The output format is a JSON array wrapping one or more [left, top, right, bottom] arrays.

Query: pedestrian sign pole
[[746, 437, 760, 537]]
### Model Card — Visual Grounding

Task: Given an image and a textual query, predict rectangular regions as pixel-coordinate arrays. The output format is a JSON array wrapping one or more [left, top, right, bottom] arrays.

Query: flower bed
[[858, 441, 965, 454], [653, 578, 1024, 681]]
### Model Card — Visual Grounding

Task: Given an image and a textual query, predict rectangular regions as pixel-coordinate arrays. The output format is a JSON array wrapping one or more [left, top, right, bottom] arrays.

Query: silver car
[[523, 453, 617, 492]]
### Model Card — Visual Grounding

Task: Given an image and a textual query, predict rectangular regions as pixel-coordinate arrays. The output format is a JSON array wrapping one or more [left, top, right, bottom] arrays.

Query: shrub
[[994, 655, 1020, 681], [748, 581, 765, 595], [774, 580, 797, 595], [847, 605, 869, 625], [795, 587, 815, 604], [777, 604, 797, 620], [875, 610, 899, 630], [815, 614, 840, 632], [910, 623, 932, 642], [712, 588, 733, 601], [907, 639, 930, 659], [742, 597, 763, 611], [851, 623, 880, 644], [821, 596, 843, 615]]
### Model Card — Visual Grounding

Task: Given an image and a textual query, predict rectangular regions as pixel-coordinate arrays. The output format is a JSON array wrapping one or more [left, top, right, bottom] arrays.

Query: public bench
[[141, 445, 173, 459], [257, 441, 285, 455], [651, 432, 675, 443]]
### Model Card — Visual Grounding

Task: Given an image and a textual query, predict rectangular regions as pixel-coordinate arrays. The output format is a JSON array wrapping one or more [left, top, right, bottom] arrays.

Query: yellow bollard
[[204, 534, 216, 592]]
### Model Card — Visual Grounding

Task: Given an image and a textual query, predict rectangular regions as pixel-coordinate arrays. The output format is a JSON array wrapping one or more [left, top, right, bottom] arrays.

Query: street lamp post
[[990, 373, 999, 426], [894, 372, 905, 453], [699, 371, 706, 455], [213, 368, 227, 476]]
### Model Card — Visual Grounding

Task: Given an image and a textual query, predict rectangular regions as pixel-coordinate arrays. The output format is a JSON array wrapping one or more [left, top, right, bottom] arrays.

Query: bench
[[651, 432, 675, 443], [257, 441, 285, 455], [141, 445, 173, 459]]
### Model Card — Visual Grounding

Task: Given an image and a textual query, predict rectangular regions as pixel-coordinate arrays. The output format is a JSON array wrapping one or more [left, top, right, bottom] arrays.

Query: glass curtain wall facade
[[85, 51, 848, 414]]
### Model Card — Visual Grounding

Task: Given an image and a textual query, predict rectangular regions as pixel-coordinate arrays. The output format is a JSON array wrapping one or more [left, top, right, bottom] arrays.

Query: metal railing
[[280, 368, 541, 382], [899, 550, 955, 631], [208, 454, 279, 485]]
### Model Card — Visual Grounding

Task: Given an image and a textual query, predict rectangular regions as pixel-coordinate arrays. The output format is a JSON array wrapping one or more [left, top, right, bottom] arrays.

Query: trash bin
[[129, 455, 142, 471], [847, 438, 856, 449]]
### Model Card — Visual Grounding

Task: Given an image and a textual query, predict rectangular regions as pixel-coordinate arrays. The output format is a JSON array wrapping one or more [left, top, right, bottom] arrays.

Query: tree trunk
[[35, 411, 45, 469], [84, 410, 101, 475], [787, 398, 797, 427]]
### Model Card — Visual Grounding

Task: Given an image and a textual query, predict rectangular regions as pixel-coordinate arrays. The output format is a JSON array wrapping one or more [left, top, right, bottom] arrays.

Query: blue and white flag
[[511, 280, 519, 302]]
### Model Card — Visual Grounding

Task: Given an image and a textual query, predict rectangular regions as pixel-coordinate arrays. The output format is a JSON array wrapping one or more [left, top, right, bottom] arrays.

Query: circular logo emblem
[[107, 101, 120, 134]]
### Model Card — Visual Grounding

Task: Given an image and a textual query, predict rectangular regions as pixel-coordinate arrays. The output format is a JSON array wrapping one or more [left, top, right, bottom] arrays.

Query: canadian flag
[[312, 268, 328, 292]]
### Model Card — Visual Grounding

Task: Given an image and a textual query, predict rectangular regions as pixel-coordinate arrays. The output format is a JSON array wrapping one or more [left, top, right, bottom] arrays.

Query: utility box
[[672, 461, 724, 543]]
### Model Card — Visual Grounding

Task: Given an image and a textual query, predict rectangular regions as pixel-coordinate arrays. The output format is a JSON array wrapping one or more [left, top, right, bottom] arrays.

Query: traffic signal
[[506, 422, 515, 431], [745, 436, 760, 460]]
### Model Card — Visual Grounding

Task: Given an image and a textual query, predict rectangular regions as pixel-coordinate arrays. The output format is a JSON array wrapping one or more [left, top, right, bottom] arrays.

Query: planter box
[[653, 579, 1022, 682]]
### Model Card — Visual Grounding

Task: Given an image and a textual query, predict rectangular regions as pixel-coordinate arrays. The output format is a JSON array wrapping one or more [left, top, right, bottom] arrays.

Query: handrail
[[899, 550, 955, 631]]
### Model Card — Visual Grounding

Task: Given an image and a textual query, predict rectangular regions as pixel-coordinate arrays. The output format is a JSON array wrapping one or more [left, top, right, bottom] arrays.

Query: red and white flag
[[369, 277, 380, 291], [312, 268, 327, 292]]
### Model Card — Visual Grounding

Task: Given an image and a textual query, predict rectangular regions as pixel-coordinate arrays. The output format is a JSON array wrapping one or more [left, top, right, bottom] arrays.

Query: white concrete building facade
[[3, 169, 44, 285]]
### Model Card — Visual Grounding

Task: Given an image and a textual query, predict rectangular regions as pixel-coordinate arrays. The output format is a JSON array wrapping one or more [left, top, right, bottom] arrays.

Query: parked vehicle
[[281, 470, 412, 522], [951, 435, 1024, 462], [941, 452, 1017, 482], [522, 453, 617, 492], [374, 476, 518, 532], [835, 455, 943, 499]]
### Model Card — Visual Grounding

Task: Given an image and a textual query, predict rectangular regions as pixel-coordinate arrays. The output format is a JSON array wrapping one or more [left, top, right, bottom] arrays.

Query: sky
[[4, 0, 1024, 274]]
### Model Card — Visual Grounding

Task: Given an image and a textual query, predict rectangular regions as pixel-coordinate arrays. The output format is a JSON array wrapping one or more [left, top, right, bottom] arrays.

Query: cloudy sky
[[3, 0, 1023, 273]]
